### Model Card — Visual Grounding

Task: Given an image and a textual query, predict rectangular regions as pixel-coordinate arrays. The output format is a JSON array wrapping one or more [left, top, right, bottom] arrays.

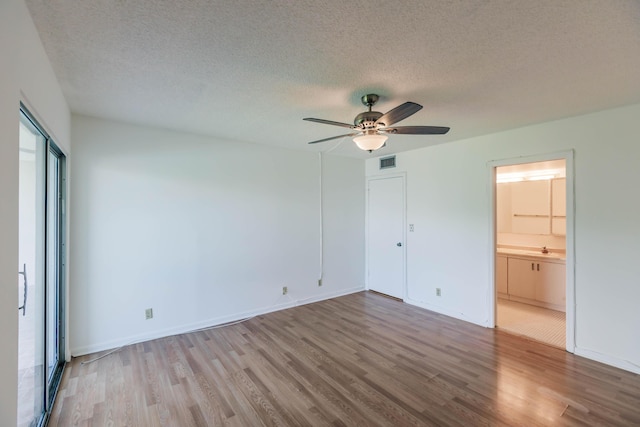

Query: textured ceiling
[[25, 0, 640, 158]]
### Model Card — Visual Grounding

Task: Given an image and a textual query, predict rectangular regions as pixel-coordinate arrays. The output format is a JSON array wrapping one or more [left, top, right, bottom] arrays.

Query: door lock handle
[[397, 242, 402, 247], [18, 263, 27, 316]]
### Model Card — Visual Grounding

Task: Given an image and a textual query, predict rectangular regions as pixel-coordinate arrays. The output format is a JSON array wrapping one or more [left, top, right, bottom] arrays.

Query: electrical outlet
[[436, 288, 441, 297], [409, 224, 415, 232], [145, 308, 153, 320], [318, 279, 322, 287], [282, 286, 288, 295]]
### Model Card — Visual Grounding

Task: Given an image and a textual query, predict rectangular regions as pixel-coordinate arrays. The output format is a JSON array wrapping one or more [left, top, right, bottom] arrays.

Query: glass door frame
[[45, 140, 65, 412], [19, 104, 66, 426]]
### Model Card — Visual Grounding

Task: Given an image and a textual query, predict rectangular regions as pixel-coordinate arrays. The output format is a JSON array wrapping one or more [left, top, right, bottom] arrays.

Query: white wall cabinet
[[496, 255, 508, 295], [502, 255, 566, 311], [535, 261, 566, 306]]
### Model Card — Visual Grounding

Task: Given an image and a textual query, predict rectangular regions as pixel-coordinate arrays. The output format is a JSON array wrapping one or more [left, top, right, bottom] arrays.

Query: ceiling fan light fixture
[[353, 133, 388, 151]]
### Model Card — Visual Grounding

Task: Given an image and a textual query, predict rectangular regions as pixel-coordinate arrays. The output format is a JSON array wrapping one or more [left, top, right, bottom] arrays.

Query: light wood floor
[[49, 291, 640, 426]]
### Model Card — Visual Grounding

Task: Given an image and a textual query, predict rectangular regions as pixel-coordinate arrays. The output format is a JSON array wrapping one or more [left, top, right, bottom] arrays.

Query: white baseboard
[[289, 285, 365, 307], [71, 286, 365, 356], [404, 298, 487, 328], [574, 347, 640, 375], [405, 299, 640, 375]]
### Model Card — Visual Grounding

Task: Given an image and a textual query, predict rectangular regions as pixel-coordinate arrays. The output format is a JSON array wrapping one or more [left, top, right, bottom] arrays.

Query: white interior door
[[367, 176, 405, 299]]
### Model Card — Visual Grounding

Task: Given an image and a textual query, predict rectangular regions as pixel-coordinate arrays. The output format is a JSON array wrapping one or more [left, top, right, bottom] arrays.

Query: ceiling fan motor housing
[[354, 111, 383, 128]]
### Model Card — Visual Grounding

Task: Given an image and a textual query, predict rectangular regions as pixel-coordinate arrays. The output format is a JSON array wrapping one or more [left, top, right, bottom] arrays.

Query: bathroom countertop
[[497, 247, 566, 262]]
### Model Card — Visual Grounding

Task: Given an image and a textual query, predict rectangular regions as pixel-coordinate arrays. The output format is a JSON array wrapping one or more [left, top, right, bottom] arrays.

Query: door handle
[[397, 242, 402, 247], [18, 263, 27, 316]]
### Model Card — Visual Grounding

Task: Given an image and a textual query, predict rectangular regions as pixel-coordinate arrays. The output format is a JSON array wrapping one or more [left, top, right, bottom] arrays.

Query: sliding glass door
[[18, 108, 65, 427], [46, 149, 64, 389]]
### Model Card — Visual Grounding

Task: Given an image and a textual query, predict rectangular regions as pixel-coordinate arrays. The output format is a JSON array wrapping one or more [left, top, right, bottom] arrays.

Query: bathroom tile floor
[[497, 298, 565, 349]]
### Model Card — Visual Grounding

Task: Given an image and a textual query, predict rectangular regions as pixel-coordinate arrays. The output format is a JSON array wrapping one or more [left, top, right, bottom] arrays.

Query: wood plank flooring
[[48, 291, 640, 426]]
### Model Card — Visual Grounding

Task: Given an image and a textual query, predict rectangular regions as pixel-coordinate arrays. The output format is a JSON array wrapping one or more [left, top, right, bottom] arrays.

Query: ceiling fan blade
[[307, 133, 358, 144], [375, 102, 423, 126], [385, 126, 450, 135], [303, 118, 355, 129]]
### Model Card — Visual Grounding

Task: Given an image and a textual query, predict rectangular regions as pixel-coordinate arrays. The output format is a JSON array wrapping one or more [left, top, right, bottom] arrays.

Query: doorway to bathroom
[[491, 153, 574, 351]]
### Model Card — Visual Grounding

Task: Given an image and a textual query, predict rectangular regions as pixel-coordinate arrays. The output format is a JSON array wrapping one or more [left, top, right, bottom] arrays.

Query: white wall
[[0, 0, 71, 424], [321, 154, 366, 293], [70, 115, 365, 355], [366, 103, 640, 374]]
